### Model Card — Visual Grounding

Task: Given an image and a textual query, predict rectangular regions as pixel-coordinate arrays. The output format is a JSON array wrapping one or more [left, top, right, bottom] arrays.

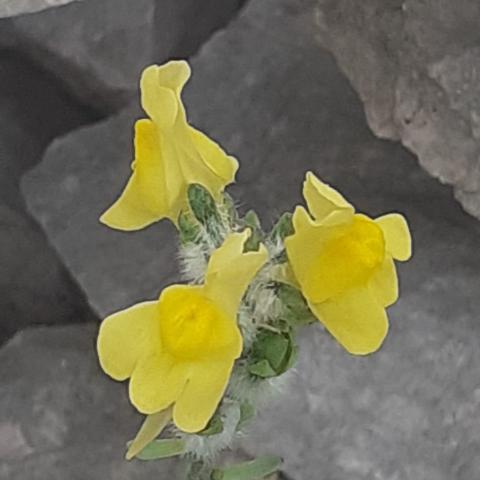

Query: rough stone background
[[0, 325, 181, 479], [0, 0, 77, 18], [0, 49, 99, 344], [313, 0, 480, 222], [0, 0, 245, 110], [3, 0, 480, 478]]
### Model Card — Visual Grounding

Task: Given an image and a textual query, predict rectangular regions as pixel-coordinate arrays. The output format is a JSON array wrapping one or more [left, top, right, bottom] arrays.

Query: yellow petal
[[285, 206, 333, 299], [309, 287, 388, 355], [129, 353, 189, 415], [204, 230, 268, 319], [158, 284, 243, 360], [165, 126, 237, 203], [188, 126, 239, 191], [126, 407, 173, 460], [140, 62, 191, 127], [375, 213, 412, 261], [97, 301, 158, 381], [287, 210, 386, 304], [154, 60, 191, 91], [100, 119, 181, 230], [303, 171, 354, 223], [370, 255, 398, 307], [173, 359, 234, 433]]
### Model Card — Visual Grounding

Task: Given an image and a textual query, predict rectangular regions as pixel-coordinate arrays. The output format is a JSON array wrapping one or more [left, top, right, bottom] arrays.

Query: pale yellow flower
[[100, 60, 238, 230], [97, 230, 267, 433], [285, 172, 412, 355]]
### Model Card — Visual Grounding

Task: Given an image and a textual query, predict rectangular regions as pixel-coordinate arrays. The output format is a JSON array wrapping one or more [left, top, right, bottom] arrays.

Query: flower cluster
[[96, 60, 412, 479]]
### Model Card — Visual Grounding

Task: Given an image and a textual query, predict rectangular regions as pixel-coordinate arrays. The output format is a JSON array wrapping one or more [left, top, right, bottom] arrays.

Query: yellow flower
[[285, 172, 412, 355], [100, 60, 238, 230], [97, 230, 267, 433]]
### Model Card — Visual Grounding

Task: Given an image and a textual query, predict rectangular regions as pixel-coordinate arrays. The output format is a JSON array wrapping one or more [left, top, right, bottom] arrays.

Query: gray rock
[[0, 0, 78, 18], [0, 50, 99, 344], [313, 0, 480, 221], [22, 106, 181, 317], [0, 50, 100, 184], [0, 0, 156, 111], [21, 0, 480, 477], [0, 202, 97, 344], [0, 0, 245, 111], [154, 0, 246, 59], [0, 325, 181, 478]]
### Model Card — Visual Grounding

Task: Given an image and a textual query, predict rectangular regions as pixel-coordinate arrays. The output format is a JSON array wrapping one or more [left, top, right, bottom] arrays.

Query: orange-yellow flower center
[[306, 215, 385, 302], [158, 286, 238, 360]]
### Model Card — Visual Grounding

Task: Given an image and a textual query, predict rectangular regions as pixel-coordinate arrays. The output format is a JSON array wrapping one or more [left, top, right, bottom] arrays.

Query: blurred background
[[1, 0, 480, 479]]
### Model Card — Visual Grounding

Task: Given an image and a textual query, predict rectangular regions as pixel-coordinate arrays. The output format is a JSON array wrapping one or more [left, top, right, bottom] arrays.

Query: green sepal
[[187, 461, 211, 480], [248, 329, 297, 378], [188, 184, 223, 243], [132, 438, 185, 461], [211, 456, 283, 480], [268, 212, 294, 263], [269, 212, 293, 241], [248, 359, 277, 378], [243, 210, 263, 252], [199, 414, 224, 436], [178, 211, 200, 244], [237, 402, 256, 431], [270, 318, 292, 333], [222, 192, 240, 227], [285, 343, 299, 371], [256, 331, 289, 371], [276, 283, 316, 327], [188, 184, 220, 224]]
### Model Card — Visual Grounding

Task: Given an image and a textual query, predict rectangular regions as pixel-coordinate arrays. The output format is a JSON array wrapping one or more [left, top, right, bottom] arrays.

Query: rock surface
[[23, 106, 181, 317], [21, 0, 480, 478], [0, 0, 245, 111], [0, 325, 181, 479], [314, 0, 480, 221], [0, 0, 77, 18], [0, 0, 156, 111], [0, 203, 97, 344], [0, 50, 99, 344], [154, 0, 246, 59]]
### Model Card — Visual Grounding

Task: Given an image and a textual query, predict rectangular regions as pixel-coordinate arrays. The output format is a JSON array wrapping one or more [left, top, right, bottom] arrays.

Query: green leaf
[[188, 184, 221, 226], [284, 343, 298, 371], [276, 283, 316, 327], [249, 329, 298, 378], [187, 461, 211, 480], [199, 414, 224, 436], [188, 184, 224, 245], [211, 456, 283, 480], [243, 210, 263, 252], [257, 332, 289, 371], [244, 210, 262, 230], [269, 212, 293, 241], [248, 359, 277, 378], [211, 471, 224, 480], [178, 211, 200, 244], [222, 193, 240, 227], [134, 438, 185, 461], [237, 402, 256, 430]]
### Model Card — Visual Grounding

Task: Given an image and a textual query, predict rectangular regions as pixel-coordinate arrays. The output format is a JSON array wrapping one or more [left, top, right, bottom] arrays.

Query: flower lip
[[158, 285, 238, 361], [304, 214, 385, 304]]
